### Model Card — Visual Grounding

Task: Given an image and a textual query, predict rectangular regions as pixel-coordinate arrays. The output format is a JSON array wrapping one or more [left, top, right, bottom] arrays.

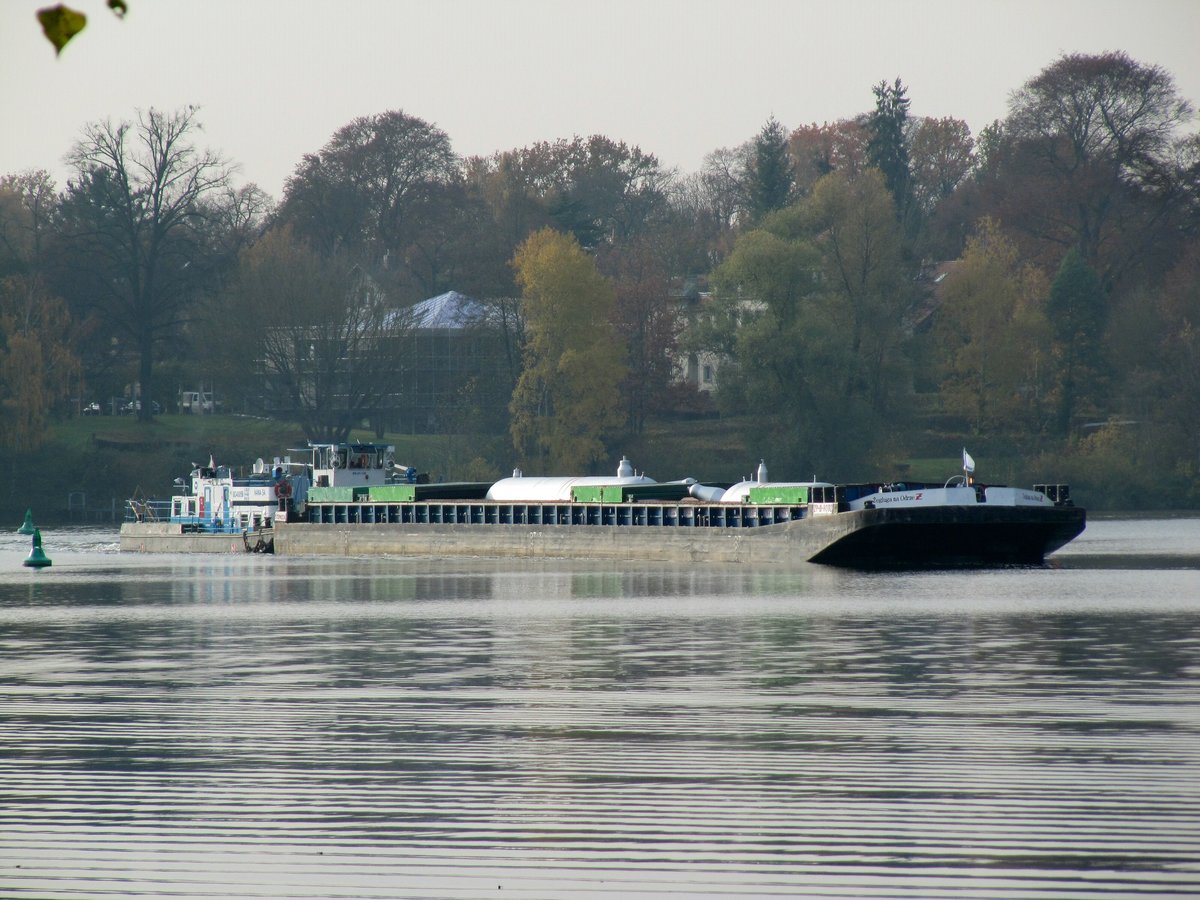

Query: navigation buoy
[[24, 528, 52, 569], [17, 509, 35, 535]]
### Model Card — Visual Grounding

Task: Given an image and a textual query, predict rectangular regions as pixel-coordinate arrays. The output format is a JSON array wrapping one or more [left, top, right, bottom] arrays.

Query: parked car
[[82, 401, 101, 416], [120, 400, 161, 415]]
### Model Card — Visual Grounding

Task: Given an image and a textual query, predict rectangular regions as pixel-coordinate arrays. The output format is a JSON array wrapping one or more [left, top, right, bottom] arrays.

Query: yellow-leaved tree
[[0, 275, 82, 450], [935, 218, 1051, 434], [510, 228, 626, 472]]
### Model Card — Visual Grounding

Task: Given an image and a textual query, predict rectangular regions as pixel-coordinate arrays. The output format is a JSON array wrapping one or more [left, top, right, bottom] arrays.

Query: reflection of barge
[[121, 445, 1085, 567]]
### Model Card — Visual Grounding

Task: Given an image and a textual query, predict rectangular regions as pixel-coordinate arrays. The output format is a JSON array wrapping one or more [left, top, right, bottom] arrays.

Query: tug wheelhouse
[[168, 461, 278, 534]]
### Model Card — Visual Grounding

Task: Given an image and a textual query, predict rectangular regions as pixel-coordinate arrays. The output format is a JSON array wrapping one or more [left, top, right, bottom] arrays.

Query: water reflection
[[0, 523, 1199, 897]]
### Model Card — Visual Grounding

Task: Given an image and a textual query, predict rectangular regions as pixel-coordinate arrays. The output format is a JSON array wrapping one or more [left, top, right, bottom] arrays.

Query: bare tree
[[0, 170, 59, 277], [61, 106, 232, 420], [224, 227, 416, 442]]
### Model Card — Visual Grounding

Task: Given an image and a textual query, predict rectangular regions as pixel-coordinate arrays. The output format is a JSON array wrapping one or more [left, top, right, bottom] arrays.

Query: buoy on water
[[17, 509, 35, 535], [24, 528, 52, 569]]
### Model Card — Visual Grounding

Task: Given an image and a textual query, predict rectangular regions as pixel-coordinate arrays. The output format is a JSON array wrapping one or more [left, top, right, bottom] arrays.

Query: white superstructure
[[846, 484, 1055, 511]]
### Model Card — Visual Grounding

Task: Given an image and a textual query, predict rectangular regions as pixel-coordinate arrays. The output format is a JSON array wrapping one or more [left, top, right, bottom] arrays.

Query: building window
[[702, 365, 714, 384]]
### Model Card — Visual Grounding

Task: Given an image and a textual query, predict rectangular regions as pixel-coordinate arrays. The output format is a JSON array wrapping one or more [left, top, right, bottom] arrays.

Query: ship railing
[[125, 498, 172, 523], [124, 499, 255, 534]]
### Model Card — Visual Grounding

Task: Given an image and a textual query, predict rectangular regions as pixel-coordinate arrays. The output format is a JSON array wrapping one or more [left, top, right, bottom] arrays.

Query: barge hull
[[269, 504, 1084, 567], [120, 522, 273, 554], [811, 505, 1086, 567]]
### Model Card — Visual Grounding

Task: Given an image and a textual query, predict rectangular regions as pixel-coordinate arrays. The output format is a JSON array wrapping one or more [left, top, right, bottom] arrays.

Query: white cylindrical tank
[[486, 457, 654, 502], [687, 483, 726, 502], [719, 480, 758, 503]]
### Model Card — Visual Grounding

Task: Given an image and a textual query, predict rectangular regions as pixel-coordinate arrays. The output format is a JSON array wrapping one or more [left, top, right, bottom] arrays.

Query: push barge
[[120, 444, 1086, 568]]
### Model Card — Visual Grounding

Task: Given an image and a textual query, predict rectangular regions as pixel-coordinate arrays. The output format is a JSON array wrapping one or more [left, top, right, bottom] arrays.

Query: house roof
[[410, 291, 485, 329]]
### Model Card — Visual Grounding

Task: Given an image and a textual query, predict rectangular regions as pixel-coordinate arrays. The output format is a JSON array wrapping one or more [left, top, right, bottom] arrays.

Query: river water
[[1, 517, 1198, 899]]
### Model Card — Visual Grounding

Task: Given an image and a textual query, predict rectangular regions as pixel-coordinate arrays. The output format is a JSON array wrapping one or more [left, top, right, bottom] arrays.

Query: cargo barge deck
[[119, 444, 1086, 567]]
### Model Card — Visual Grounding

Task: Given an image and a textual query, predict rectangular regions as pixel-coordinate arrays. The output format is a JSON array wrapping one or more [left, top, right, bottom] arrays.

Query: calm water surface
[[1, 518, 1198, 898]]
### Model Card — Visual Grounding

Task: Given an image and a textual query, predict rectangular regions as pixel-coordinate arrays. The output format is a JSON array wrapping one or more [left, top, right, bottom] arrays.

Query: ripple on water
[[1, 522, 1199, 897]]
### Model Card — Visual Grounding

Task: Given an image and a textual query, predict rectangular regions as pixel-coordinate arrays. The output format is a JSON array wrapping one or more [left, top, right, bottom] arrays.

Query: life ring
[[274, 480, 293, 499], [330, 454, 342, 469]]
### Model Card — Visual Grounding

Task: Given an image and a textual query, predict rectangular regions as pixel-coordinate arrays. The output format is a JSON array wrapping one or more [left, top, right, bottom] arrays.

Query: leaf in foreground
[[37, 4, 87, 54]]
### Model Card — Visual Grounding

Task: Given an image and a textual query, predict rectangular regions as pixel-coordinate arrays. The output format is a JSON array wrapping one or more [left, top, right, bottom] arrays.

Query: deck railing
[[124, 498, 254, 534]]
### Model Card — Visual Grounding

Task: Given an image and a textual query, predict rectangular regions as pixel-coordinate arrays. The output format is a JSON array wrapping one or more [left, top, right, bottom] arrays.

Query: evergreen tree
[[867, 78, 912, 216], [746, 117, 793, 222]]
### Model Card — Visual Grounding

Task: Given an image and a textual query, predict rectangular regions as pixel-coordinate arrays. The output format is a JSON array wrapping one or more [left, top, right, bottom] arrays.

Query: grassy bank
[[2, 415, 292, 526], [2, 413, 1185, 526], [0, 415, 524, 525]]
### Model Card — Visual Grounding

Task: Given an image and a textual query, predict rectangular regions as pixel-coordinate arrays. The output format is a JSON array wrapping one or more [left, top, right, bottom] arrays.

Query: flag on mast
[[962, 448, 975, 474]]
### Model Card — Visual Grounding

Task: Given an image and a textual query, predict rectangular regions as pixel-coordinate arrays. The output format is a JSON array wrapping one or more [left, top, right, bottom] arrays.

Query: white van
[[179, 391, 215, 414]]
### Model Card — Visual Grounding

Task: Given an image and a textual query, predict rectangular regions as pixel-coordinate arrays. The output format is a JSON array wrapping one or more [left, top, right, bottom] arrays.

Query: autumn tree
[[468, 149, 556, 251], [399, 173, 499, 298], [912, 118, 985, 261], [995, 52, 1194, 289], [464, 147, 566, 304], [934, 219, 1051, 434], [469, 139, 673, 433], [278, 110, 459, 300], [788, 119, 869, 195], [58, 106, 232, 421], [695, 169, 913, 474], [908, 117, 975, 217], [549, 136, 671, 247], [509, 228, 625, 471], [704, 207, 828, 468], [475, 136, 671, 253], [1152, 239, 1200, 480], [0, 275, 81, 450], [0, 171, 85, 445], [597, 236, 680, 433], [807, 169, 911, 410]]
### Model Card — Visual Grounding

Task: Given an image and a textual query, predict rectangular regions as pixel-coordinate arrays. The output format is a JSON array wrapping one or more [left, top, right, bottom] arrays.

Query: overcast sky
[[3, 0, 1198, 199]]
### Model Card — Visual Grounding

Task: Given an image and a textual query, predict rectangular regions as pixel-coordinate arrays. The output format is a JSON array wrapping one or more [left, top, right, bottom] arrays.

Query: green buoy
[[17, 509, 35, 535], [24, 528, 52, 569]]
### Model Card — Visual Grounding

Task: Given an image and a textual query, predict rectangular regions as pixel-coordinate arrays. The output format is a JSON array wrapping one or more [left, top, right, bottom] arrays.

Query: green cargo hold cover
[[747, 485, 810, 504], [367, 482, 491, 502], [307, 486, 370, 502], [571, 482, 696, 503]]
